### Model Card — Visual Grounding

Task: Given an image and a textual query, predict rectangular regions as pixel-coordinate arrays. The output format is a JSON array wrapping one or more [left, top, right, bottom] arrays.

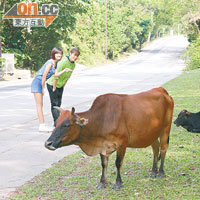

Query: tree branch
[[189, 11, 200, 33]]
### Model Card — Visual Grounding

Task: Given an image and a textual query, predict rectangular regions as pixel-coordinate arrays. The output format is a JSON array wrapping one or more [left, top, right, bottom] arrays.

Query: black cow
[[174, 109, 200, 133]]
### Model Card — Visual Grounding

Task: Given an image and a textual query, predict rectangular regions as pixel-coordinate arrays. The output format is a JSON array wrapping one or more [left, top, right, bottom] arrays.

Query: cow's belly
[[127, 122, 164, 148], [127, 134, 159, 148]]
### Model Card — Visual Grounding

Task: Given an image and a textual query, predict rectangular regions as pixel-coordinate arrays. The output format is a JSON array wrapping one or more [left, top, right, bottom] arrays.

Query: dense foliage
[[68, 0, 184, 65], [177, 0, 200, 70], [0, 0, 90, 71], [184, 35, 200, 70], [0, 0, 199, 71]]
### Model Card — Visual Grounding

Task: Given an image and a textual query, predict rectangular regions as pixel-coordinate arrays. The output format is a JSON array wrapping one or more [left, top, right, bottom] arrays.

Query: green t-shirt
[[47, 56, 76, 88]]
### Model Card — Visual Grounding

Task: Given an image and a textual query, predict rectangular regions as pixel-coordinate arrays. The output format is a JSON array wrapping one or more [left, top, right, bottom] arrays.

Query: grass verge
[[9, 69, 200, 200]]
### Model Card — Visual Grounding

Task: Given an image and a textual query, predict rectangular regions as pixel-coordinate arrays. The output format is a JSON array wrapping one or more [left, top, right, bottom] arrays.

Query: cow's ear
[[182, 109, 187, 113], [71, 107, 75, 116], [76, 118, 88, 127]]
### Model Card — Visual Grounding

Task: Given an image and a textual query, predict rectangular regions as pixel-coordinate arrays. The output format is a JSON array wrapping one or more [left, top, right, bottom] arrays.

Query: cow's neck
[[74, 111, 116, 156]]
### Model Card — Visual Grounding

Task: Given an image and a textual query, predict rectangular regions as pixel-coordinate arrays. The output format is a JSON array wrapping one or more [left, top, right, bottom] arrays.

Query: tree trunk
[[147, 31, 151, 43], [190, 12, 200, 33], [0, 38, 2, 57], [0, 0, 6, 12]]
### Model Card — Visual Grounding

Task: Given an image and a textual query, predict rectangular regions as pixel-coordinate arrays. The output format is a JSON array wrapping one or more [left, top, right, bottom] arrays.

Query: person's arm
[[41, 63, 52, 95], [53, 79, 57, 92], [63, 64, 75, 88], [54, 68, 72, 77]]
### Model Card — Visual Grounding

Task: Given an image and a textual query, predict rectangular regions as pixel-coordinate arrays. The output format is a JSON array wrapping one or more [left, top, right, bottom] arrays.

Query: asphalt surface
[[0, 35, 188, 199]]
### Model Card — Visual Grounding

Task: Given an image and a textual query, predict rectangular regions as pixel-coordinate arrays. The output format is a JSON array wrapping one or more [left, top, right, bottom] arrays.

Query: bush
[[183, 35, 200, 70], [0, 57, 5, 68]]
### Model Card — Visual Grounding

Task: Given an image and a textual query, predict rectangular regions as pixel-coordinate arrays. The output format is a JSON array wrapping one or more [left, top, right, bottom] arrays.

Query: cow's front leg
[[114, 146, 126, 190], [97, 154, 109, 189]]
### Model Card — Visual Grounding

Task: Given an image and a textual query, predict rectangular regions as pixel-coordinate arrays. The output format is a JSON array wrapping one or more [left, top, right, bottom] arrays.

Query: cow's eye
[[63, 123, 70, 128]]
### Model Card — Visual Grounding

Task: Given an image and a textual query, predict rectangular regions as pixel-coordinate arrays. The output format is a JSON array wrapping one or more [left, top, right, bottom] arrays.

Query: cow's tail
[[158, 136, 170, 161]]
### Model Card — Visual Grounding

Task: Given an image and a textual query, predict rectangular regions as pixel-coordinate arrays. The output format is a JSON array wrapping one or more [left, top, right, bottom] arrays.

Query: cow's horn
[[71, 107, 75, 115], [54, 106, 64, 113]]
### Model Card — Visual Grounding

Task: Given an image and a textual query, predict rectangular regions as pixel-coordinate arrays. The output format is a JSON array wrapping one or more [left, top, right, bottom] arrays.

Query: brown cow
[[45, 87, 174, 189]]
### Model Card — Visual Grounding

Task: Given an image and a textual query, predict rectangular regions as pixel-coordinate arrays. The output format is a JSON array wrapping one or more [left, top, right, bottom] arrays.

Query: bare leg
[[150, 139, 160, 178], [97, 154, 109, 189], [34, 92, 44, 124]]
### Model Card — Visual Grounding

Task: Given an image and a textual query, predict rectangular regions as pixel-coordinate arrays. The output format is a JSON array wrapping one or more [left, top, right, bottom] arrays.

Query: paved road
[[0, 35, 188, 199]]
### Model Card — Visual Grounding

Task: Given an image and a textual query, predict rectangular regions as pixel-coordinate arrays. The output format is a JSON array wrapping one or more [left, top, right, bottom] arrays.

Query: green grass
[[10, 70, 200, 200]]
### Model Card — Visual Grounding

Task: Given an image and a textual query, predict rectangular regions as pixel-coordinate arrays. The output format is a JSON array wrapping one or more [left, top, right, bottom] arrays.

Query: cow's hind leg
[[97, 154, 109, 189], [150, 139, 160, 178], [114, 146, 126, 190], [158, 133, 170, 178]]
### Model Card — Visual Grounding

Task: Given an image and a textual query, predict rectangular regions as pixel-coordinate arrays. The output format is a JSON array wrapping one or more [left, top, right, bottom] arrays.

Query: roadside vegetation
[[9, 69, 200, 200], [183, 35, 200, 70], [0, 0, 199, 70]]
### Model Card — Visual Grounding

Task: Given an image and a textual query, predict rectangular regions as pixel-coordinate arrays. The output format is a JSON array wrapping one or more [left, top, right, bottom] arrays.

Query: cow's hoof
[[158, 172, 165, 179], [150, 172, 157, 178], [113, 183, 122, 190], [96, 182, 106, 189]]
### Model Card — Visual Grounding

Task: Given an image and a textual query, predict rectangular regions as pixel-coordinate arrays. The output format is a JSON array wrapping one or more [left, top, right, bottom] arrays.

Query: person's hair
[[70, 48, 80, 56], [51, 47, 63, 59]]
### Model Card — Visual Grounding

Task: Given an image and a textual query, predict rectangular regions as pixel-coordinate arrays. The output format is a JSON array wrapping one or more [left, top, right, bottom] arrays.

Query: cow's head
[[174, 109, 190, 127], [45, 107, 88, 151]]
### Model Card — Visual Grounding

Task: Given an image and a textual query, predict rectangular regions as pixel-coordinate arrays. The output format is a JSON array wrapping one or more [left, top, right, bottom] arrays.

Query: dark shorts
[[31, 77, 42, 93]]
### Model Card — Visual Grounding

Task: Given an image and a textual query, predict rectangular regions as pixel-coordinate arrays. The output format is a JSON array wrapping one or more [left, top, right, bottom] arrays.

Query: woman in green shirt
[[46, 48, 80, 126]]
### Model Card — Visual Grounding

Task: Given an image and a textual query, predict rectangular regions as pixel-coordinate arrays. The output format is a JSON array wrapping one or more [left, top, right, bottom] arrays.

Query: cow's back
[[122, 87, 174, 148]]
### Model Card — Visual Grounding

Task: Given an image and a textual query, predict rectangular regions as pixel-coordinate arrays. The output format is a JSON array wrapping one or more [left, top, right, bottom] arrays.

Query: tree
[[0, 0, 90, 71]]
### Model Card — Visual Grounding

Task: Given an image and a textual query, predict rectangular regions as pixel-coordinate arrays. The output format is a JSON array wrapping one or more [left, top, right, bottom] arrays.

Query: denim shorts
[[31, 77, 42, 93]]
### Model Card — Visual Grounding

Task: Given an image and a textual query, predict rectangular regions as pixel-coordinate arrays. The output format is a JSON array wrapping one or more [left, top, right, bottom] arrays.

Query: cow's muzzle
[[173, 120, 179, 126], [45, 140, 56, 151]]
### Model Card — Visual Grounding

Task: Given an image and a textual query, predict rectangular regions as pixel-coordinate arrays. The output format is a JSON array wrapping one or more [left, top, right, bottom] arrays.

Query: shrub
[[184, 35, 200, 70]]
